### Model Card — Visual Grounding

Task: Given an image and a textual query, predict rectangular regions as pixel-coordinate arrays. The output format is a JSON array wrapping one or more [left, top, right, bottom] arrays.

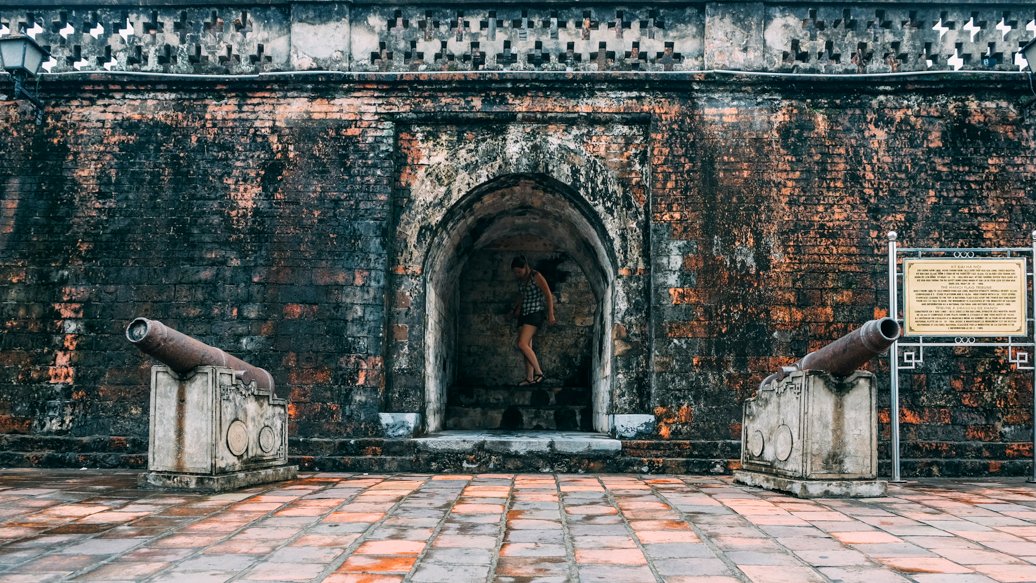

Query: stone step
[[622, 440, 741, 459], [445, 405, 593, 431], [448, 385, 590, 407], [414, 430, 620, 456]]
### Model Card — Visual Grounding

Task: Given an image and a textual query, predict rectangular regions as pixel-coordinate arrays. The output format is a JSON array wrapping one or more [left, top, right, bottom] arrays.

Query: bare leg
[[517, 324, 543, 381]]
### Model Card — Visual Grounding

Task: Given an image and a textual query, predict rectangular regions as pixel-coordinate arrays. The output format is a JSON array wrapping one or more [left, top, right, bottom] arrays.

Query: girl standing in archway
[[511, 255, 556, 386]]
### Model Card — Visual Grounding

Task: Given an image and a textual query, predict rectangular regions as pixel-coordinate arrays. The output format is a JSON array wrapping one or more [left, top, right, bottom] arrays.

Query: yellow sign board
[[903, 258, 1028, 337]]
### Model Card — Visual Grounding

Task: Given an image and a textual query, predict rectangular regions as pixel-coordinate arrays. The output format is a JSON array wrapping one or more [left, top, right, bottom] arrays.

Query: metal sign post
[[887, 230, 1036, 483]]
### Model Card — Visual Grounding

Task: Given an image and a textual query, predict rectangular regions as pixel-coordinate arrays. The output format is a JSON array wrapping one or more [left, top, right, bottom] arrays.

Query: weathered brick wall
[[0, 86, 395, 465], [649, 84, 1036, 475], [0, 72, 1034, 474]]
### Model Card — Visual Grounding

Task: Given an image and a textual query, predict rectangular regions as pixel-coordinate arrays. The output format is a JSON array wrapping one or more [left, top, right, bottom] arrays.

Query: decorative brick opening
[[423, 175, 615, 433]]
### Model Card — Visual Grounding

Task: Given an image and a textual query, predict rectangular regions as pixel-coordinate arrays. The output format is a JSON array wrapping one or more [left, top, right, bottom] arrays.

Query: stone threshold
[[413, 430, 621, 456]]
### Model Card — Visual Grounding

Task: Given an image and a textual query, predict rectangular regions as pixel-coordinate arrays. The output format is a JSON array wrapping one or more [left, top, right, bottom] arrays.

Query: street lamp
[[1022, 37, 1036, 73], [1019, 38, 1036, 109], [0, 34, 48, 125]]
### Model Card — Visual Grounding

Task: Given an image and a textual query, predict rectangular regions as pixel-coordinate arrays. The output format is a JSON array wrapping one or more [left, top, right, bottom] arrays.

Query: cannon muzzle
[[127, 317, 275, 394], [761, 317, 900, 389]]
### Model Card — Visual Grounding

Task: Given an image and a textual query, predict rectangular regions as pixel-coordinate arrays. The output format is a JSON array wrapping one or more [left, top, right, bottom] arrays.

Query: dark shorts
[[518, 310, 546, 328]]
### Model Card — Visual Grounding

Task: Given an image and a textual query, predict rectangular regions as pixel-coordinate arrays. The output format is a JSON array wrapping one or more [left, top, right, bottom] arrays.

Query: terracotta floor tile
[[354, 540, 425, 555], [324, 512, 385, 523], [290, 533, 360, 547], [653, 558, 731, 577], [565, 505, 618, 515], [504, 528, 567, 543], [203, 540, 279, 555], [877, 556, 973, 574], [738, 564, 827, 583], [571, 535, 638, 549], [662, 577, 742, 583], [629, 519, 689, 531], [577, 564, 656, 582], [74, 560, 172, 580], [452, 503, 505, 514], [499, 542, 568, 557], [337, 555, 418, 573], [431, 534, 498, 548], [971, 563, 1036, 582], [982, 541, 1036, 555], [506, 519, 564, 529], [850, 542, 937, 558], [793, 511, 854, 522], [243, 561, 328, 581], [643, 543, 716, 560], [938, 548, 1027, 565], [952, 530, 1023, 543], [831, 531, 903, 545], [16, 553, 100, 571], [152, 533, 226, 548], [494, 556, 571, 577], [909, 575, 998, 583], [366, 527, 435, 541], [794, 548, 872, 567], [323, 574, 404, 583], [817, 566, 912, 583], [575, 548, 648, 565], [634, 530, 700, 546], [0, 573, 73, 583]]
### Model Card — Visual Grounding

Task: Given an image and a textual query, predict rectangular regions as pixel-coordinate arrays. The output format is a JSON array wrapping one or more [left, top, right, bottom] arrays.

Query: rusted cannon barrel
[[126, 318, 275, 394], [761, 317, 900, 389]]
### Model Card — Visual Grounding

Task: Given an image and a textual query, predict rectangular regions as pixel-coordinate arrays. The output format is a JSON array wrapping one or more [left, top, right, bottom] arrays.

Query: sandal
[[518, 379, 536, 387], [532, 373, 544, 385]]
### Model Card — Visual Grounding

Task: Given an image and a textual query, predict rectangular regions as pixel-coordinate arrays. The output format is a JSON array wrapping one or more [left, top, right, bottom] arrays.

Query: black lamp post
[[1023, 38, 1036, 74], [0, 34, 48, 125]]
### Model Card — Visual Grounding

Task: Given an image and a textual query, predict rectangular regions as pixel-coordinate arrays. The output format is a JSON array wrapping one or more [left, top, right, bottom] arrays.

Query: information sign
[[903, 258, 1027, 337]]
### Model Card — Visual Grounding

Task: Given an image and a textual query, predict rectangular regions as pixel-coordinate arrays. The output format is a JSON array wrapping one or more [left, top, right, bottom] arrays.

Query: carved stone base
[[734, 470, 887, 498], [139, 466, 298, 493]]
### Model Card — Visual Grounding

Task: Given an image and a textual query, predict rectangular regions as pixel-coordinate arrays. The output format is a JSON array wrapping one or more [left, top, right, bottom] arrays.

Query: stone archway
[[423, 174, 616, 433], [386, 122, 651, 437]]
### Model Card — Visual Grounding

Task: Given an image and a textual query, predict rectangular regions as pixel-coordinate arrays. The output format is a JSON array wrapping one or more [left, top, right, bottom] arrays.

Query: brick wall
[[0, 74, 1034, 475]]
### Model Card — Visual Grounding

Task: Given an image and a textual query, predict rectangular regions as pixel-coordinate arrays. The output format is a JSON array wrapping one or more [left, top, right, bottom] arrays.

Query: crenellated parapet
[[0, 2, 1033, 76]]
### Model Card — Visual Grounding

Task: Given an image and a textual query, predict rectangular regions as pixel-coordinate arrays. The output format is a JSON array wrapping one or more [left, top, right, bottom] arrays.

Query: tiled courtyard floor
[[2, 471, 1036, 582]]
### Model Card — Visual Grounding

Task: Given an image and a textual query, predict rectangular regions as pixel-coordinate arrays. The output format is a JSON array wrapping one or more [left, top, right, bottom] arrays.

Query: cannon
[[127, 317, 275, 395], [735, 317, 900, 498], [127, 317, 294, 491], [760, 317, 901, 390]]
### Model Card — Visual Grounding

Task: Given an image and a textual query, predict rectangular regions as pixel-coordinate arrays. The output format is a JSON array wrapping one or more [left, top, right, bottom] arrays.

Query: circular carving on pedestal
[[226, 420, 248, 457], [748, 430, 765, 458], [258, 425, 277, 454], [774, 424, 794, 462]]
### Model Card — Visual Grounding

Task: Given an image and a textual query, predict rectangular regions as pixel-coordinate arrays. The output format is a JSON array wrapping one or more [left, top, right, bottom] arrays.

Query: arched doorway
[[385, 122, 652, 439], [423, 174, 616, 433]]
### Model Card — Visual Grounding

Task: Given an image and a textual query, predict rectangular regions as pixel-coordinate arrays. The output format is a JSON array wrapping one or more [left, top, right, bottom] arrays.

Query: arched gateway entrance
[[385, 124, 651, 437], [424, 175, 616, 432]]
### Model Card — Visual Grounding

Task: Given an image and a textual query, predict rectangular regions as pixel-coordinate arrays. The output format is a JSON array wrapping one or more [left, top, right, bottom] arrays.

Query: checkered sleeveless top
[[519, 270, 547, 315]]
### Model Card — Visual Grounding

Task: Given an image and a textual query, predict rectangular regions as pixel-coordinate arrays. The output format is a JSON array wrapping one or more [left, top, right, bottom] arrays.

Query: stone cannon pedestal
[[734, 370, 886, 498], [139, 365, 297, 492]]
